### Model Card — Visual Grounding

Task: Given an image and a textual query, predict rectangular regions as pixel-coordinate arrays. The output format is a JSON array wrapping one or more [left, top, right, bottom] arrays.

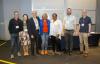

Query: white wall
[[0, 0, 5, 40], [32, 0, 96, 24], [67, 0, 96, 10], [3, 0, 21, 40], [66, 0, 96, 24], [0, 0, 31, 40], [32, 0, 64, 9], [32, 0, 65, 20], [0, 0, 4, 22], [96, 0, 100, 32], [0, 0, 98, 40], [20, 0, 32, 17]]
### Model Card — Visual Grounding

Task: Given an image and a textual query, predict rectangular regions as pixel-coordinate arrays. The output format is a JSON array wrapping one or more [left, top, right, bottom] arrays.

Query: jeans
[[10, 33, 20, 54], [41, 33, 49, 50]]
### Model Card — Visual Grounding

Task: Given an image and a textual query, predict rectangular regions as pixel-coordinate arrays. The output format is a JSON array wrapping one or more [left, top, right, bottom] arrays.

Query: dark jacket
[[8, 18, 23, 34], [28, 16, 40, 36]]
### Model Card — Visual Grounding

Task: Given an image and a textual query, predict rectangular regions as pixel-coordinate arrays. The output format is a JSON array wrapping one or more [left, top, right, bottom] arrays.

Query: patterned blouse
[[19, 22, 30, 45]]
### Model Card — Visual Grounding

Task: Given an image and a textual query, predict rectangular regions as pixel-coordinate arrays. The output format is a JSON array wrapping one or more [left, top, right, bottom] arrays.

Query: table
[[73, 33, 100, 49]]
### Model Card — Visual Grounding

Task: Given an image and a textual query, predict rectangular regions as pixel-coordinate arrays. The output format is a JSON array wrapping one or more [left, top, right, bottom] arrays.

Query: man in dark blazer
[[28, 11, 41, 55]]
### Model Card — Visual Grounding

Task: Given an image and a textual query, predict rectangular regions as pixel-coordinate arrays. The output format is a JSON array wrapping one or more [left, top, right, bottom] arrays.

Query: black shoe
[[63, 51, 68, 54]]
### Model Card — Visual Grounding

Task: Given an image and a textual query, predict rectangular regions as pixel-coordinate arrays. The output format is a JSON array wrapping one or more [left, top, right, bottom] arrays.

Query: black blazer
[[28, 16, 40, 37]]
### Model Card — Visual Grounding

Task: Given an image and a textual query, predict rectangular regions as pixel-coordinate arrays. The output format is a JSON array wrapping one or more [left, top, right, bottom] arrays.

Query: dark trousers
[[50, 36, 60, 52], [30, 38, 36, 55], [30, 31, 41, 55], [64, 30, 74, 53], [37, 33, 42, 50], [35, 30, 41, 53], [60, 36, 66, 52]]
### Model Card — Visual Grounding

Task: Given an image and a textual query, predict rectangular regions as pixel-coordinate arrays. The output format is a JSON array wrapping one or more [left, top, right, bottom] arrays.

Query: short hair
[[67, 8, 71, 9], [67, 8, 72, 11], [52, 13, 57, 17], [82, 9, 87, 13]]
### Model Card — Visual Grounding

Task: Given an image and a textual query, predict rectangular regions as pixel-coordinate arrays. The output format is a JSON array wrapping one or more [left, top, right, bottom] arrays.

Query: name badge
[[81, 24, 84, 27], [24, 29, 28, 31], [16, 26, 19, 29]]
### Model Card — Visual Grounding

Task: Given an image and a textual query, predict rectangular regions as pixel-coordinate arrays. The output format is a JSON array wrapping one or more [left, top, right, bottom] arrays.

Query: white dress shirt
[[33, 18, 39, 30], [63, 15, 76, 30]]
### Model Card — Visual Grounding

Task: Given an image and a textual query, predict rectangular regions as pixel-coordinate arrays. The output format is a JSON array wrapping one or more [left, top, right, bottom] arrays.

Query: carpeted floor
[[0, 40, 100, 64]]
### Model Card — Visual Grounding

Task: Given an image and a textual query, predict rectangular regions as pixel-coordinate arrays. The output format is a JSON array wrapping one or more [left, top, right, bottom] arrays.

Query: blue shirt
[[79, 16, 91, 33]]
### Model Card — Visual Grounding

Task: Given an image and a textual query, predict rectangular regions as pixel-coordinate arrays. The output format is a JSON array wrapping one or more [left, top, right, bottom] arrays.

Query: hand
[[31, 35, 34, 38], [56, 34, 59, 38], [61, 32, 64, 36], [88, 33, 91, 36], [49, 36, 51, 39], [73, 32, 77, 36]]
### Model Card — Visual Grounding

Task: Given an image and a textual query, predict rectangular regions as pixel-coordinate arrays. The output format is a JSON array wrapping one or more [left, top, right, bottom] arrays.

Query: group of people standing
[[8, 8, 91, 59]]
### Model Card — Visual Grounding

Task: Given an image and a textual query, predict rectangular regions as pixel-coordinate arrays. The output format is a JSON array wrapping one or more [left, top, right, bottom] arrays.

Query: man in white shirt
[[50, 13, 62, 55], [63, 8, 77, 55]]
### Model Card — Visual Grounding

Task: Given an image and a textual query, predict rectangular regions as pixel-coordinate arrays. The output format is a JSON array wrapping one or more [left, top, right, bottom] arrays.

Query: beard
[[67, 13, 71, 15]]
